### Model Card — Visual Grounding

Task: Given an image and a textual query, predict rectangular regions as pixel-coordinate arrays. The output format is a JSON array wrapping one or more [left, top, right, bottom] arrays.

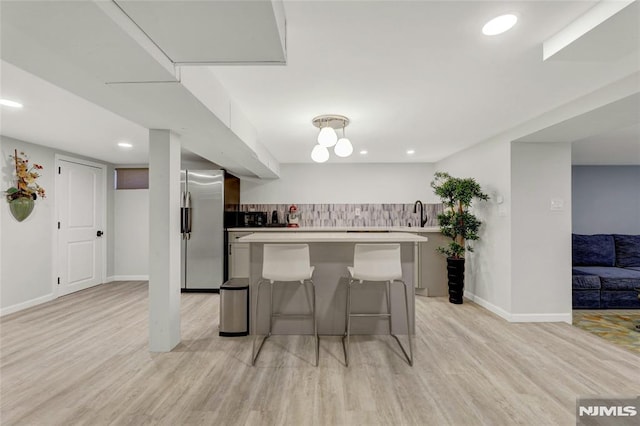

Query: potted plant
[[430, 172, 488, 304], [5, 149, 46, 222]]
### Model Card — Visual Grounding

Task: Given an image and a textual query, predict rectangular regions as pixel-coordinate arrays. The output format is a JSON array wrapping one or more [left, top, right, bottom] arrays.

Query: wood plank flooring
[[1, 281, 638, 425]]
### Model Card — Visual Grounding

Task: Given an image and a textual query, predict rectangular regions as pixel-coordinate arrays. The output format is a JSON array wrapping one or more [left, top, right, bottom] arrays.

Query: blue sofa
[[572, 234, 640, 309]]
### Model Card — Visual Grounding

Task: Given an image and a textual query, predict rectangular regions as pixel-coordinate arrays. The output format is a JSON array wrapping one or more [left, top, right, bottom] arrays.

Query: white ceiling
[[0, 61, 149, 165], [0, 0, 638, 168], [0, 60, 217, 166], [572, 123, 640, 165], [210, 0, 639, 163], [0, 0, 284, 177], [114, 0, 287, 64]]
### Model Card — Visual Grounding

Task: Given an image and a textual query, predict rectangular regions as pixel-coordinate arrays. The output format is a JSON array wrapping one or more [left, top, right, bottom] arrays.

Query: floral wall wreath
[[5, 149, 46, 222]]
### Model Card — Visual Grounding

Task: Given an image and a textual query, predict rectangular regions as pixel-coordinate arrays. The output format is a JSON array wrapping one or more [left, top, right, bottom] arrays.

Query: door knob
[[97, 230, 104, 237]]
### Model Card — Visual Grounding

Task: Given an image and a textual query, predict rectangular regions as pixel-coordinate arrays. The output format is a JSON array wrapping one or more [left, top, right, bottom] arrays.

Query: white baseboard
[[0, 277, 149, 317], [464, 291, 512, 322], [0, 293, 55, 317], [465, 291, 571, 324], [510, 313, 572, 324], [107, 275, 149, 282]]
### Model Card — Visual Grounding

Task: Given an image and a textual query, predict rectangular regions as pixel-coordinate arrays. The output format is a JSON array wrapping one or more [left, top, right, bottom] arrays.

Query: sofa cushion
[[572, 273, 601, 290], [601, 291, 640, 309], [572, 234, 615, 266], [572, 266, 640, 291], [613, 234, 640, 267], [625, 266, 640, 272], [572, 290, 600, 309]]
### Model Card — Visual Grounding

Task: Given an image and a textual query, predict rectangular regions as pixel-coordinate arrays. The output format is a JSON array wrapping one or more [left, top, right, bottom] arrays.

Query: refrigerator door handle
[[186, 192, 193, 238], [181, 191, 186, 238]]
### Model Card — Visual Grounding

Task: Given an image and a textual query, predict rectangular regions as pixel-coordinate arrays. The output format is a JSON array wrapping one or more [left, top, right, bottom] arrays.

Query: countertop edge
[[227, 226, 441, 233], [238, 232, 429, 243]]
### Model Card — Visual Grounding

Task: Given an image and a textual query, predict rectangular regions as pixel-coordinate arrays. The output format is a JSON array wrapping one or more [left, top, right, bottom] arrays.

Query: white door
[[57, 159, 105, 296]]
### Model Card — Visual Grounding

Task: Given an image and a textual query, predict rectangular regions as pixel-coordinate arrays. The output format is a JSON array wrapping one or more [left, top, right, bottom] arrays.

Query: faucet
[[413, 200, 428, 227]]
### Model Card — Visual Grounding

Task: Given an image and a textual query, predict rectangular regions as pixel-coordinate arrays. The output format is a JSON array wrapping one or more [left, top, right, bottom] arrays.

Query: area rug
[[573, 312, 640, 354]]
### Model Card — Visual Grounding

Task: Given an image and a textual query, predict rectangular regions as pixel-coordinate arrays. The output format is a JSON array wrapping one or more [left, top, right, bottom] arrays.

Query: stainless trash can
[[219, 278, 249, 336]]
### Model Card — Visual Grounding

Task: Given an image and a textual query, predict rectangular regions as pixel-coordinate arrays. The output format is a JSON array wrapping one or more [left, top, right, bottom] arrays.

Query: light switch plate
[[550, 198, 564, 211], [355, 208, 361, 216]]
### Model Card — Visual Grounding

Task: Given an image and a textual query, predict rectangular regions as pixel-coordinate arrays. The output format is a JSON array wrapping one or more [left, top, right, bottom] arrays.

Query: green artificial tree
[[430, 171, 488, 303]]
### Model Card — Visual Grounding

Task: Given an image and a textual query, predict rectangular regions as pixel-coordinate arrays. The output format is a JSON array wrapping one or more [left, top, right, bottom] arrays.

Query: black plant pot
[[446, 257, 465, 304]]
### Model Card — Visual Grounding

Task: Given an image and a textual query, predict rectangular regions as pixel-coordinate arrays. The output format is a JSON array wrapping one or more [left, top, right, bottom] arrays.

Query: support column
[[148, 129, 181, 351], [511, 141, 572, 323]]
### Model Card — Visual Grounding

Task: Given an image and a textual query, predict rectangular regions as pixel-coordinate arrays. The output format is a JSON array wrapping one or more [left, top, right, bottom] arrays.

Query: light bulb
[[482, 14, 517, 36], [311, 144, 330, 163], [317, 127, 338, 147], [334, 138, 353, 157]]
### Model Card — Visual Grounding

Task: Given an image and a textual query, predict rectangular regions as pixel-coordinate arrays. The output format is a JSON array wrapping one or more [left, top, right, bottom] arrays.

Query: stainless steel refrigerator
[[180, 170, 224, 291]]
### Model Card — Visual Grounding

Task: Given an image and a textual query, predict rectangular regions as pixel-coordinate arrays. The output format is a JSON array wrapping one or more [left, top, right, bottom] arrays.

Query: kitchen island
[[228, 226, 447, 296], [239, 231, 429, 335]]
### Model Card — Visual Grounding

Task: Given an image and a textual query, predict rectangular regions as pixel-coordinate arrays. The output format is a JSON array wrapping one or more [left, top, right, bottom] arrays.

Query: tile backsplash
[[240, 203, 443, 227]]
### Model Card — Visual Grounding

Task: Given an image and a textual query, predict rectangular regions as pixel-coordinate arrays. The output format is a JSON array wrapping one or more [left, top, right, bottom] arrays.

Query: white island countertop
[[238, 231, 429, 243], [228, 226, 440, 233]]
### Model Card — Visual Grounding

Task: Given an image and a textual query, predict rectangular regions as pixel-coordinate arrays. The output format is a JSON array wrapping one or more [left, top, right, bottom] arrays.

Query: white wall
[[112, 189, 149, 280], [108, 158, 219, 280], [435, 139, 513, 318], [1, 137, 55, 313], [240, 163, 439, 204], [107, 164, 115, 278], [433, 139, 573, 323], [511, 142, 572, 321], [1, 136, 112, 315], [430, 74, 636, 323]]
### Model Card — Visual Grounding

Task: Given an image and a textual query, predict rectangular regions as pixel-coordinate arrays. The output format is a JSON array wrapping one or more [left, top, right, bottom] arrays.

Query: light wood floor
[[1, 281, 638, 425]]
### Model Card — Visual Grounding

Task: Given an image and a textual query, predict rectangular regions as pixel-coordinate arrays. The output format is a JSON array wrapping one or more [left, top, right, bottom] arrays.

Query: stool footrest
[[349, 313, 391, 318], [271, 313, 314, 319], [343, 276, 413, 367]]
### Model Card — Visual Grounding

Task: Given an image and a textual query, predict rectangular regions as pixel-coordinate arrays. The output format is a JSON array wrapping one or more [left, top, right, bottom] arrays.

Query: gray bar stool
[[251, 244, 319, 366], [343, 243, 413, 366]]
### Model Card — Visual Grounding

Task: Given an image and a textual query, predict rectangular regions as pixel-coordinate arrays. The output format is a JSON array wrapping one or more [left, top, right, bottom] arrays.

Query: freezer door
[[184, 170, 224, 290]]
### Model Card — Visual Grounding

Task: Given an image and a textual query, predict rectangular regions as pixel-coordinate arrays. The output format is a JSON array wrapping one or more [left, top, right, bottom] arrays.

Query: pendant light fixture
[[317, 127, 338, 147], [311, 114, 353, 162], [310, 144, 330, 163], [334, 127, 353, 157]]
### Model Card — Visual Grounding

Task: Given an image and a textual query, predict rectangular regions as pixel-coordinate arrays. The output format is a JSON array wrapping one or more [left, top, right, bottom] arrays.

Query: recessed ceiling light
[[406, 149, 415, 155], [0, 99, 23, 108], [482, 14, 518, 36], [359, 150, 368, 155], [118, 142, 133, 148]]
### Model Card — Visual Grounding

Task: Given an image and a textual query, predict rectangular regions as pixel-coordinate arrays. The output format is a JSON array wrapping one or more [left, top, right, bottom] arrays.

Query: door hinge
[[57, 221, 60, 229], [57, 277, 60, 285]]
